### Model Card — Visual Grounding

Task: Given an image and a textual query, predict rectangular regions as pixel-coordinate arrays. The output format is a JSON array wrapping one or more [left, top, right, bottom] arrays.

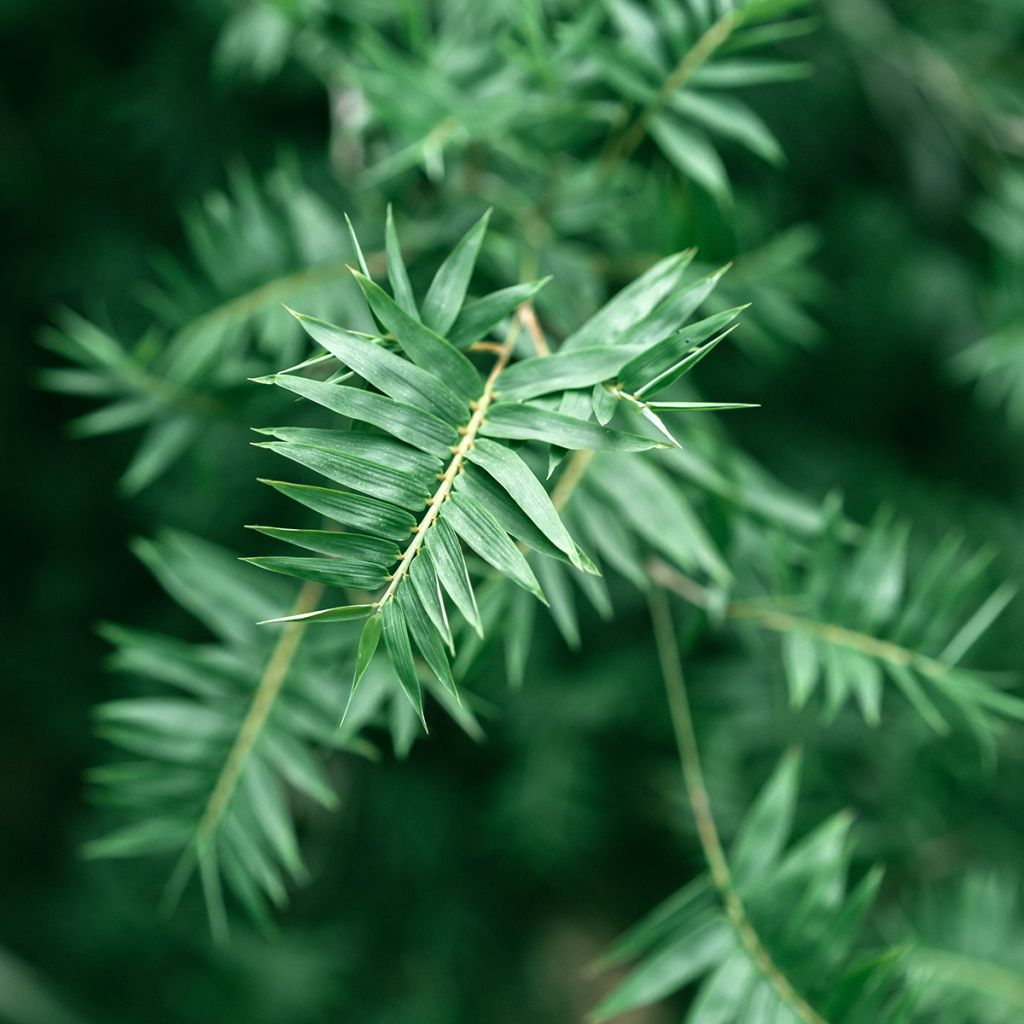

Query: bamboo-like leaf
[[447, 279, 549, 349], [618, 307, 744, 392], [562, 249, 696, 351], [244, 556, 390, 590], [650, 116, 731, 205], [496, 347, 639, 402], [260, 604, 374, 626], [257, 441, 430, 510], [385, 204, 418, 317], [254, 427, 441, 477], [634, 333, 731, 398], [397, 585, 457, 696], [482, 403, 673, 451], [288, 310, 468, 423], [353, 613, 382, 690], [424, 518, 482, 635], [420, 210, 491, 335], [381, 600, 424, 723], [245, 526, 399, 563], [409, 549, 454, 653], [259, 480, 415, 542], [271, 374, 458, 458], [456, 467, 590, 570], [446, 491, 546, 602], [353, 271, 481, 400], [466, 437, 577, 560]]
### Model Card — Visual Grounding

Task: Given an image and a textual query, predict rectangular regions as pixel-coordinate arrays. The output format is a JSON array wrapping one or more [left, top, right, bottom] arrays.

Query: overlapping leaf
[[595, 754, 912, 1023]]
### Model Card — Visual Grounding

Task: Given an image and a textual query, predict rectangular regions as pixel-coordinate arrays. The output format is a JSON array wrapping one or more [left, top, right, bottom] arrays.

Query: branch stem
[[196, 579, 324, 843], [648, 588, 827, 1024], [648, 557, 957, 680], [603, 11, 739, 169], [377, 339, 514, 607]]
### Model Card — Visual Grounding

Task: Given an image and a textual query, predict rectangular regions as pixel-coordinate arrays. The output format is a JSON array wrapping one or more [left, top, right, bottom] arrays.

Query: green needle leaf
[[420, 209, 491, 335]]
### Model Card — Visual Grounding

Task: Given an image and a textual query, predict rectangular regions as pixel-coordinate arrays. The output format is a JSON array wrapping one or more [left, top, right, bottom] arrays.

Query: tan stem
[[376, 341, 514, 608]]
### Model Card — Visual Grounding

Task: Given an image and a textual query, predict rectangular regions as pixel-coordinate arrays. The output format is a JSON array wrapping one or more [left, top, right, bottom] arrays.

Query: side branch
[[377, 340, 514, 606], [648, 588, 827, 1024], [195, 580, 324, 848]]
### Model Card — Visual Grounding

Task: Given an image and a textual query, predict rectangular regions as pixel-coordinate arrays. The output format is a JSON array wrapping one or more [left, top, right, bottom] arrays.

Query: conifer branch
[[376, 340, 515, 608], [603, 10, 740, 168], [648, 587, 828, 1024], [195, 579, 324, 845]]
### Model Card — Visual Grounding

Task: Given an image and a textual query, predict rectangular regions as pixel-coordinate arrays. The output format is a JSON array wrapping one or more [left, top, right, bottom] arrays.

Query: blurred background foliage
[[3, 0, 1024, 1020]]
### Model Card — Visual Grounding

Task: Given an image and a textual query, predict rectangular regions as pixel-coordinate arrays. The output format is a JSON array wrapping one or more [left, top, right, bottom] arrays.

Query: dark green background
[[3, 1, 1022, 1021]]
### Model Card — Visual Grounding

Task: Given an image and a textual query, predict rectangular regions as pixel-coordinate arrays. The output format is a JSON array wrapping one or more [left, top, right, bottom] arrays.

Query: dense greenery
[[5, 0, 1024, 1021]]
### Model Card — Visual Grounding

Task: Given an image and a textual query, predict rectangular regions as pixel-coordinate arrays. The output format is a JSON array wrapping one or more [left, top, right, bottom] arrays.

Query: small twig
[[648, 557, 961, 681], [648, 588, 827, 1024], [518, 302, 550, 356], [602, 11, 739, 170]]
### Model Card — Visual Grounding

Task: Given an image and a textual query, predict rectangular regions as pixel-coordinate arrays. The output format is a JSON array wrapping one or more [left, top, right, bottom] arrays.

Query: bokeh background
[[2, 1, 1023, 1021]]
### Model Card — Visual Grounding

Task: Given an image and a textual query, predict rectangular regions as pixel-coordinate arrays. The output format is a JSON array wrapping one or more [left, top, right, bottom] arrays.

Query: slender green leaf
[[260, 480, 415, 542], [245, 527, 399, 564], [244, 556, 390, 590], [385, 204, 418, 317], [618, 307, 744, 392], [424, 519, 482, 635], [447, 279, 549, 349], [482, 403, 672, 451], [420, 210, 491, 335], [257, 441, 430, 510], [446, 492, 546, 602], [381, 600, 424, 723], [354, 271, 482, 400], [271, 374, 457, 458], [409, 549, 453, 653], [650, 116, 731, 205], [466, 438, 577, 559], [397, 585, 457, 696], [497, 347, 639, 402], [288, 310, 468, 423]]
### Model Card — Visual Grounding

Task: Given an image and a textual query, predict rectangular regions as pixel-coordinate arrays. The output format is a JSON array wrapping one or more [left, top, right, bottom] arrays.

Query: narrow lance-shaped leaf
[[397, 585, 457, 697], [271, 374, 457, 458], [259, 480, 415, 542], [649, 116, 731, 206], [256, 441, 429, 511], [634, 332, 733, 398], [424, 518, 482, 636], [287, 310, 468, 424], [562, 249, 696, 351], [380, 600, 425, 725], [466, 437, 579, 564], [420, 209, 491, 335], [244, 556, 390, 591], [253, 427, 441, 477], [245, 526, 399, 563], [409, 549, 454, 654], [385, 204, 418, 317], [482, 403, 673, 451], [618, 306, 745, 392], [353, 271, 482, 401], [447, 279, 549, 350], [620, 267, 734, 350], [445, 491, 546, 603], [496, 346, 641, 402]]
